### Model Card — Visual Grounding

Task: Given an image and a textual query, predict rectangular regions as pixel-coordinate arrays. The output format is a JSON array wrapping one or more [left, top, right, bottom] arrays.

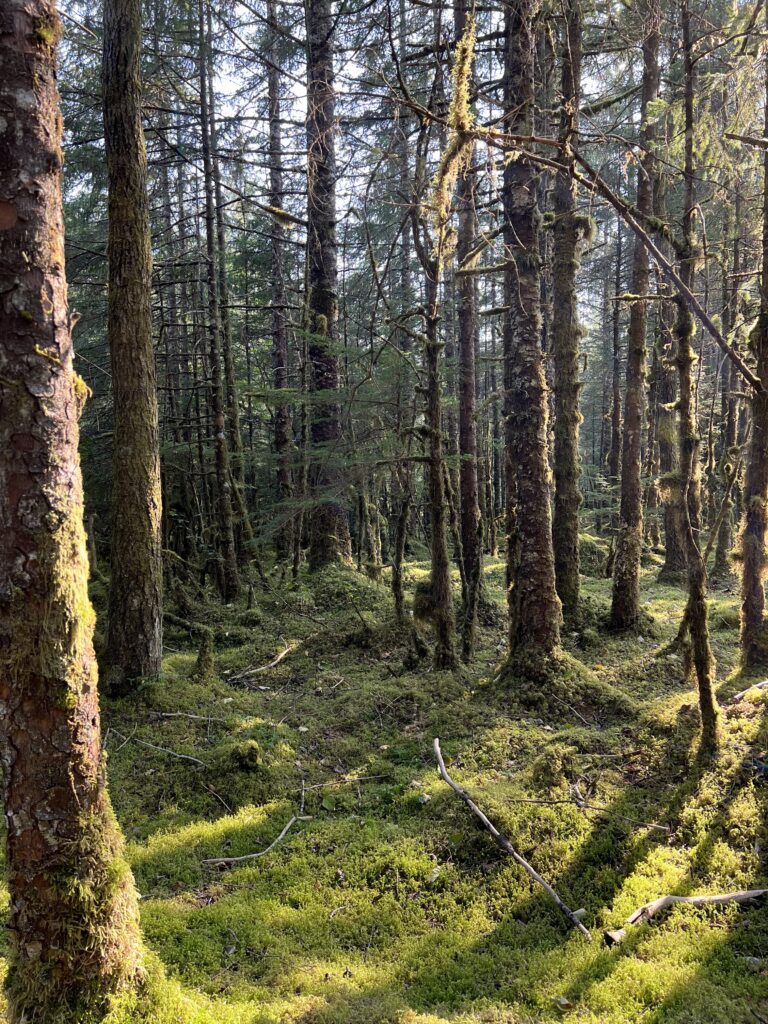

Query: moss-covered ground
[[8, 545, 768, 1022]]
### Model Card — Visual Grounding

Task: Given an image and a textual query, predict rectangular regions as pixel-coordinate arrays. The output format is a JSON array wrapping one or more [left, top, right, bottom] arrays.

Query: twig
[[200, 782, 233, 814], [149, 711, 229, 724], [303, 774, 392, 790], [110, 729, 209, 768], [433, 738, 592, 941], [203, 781, 309, 867], [229, 641, 299, 682]]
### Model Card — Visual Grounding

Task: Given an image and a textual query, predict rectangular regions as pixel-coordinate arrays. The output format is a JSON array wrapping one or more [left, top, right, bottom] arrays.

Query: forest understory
[[7, 546, 767, 1024]]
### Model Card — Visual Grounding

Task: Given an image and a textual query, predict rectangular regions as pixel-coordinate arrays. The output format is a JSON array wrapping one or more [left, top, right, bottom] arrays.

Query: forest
[[4, 0, 768, 1019]]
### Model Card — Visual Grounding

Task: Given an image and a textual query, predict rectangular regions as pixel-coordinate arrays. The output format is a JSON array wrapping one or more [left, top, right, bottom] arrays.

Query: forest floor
[[7, 540, 768, 1023]]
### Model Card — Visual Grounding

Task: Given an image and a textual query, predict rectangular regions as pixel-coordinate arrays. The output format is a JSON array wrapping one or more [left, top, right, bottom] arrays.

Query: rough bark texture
[[268, 0, 294, 561], [502, 0, 562, 659], [198, 0, 240, 600], [102, 0, 163, 692], [454, 0, 482, 660], [0, 4, 143, 1017], [551, 0, 584, 618], [610, 0, 659, 630], [305, 0, 352, 569], [740, 2, 768, 666]]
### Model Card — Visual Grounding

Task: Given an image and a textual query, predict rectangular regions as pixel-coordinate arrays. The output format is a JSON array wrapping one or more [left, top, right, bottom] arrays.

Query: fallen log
[[433, 738, 592, 941]]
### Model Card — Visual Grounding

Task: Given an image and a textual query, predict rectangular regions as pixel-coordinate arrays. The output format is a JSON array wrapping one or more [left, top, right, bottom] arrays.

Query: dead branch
[[228, 641, 299, 682], [202, 782, 310, 868], [627, 889, 768, 926], [730, 680, 768, 703], [110, 729, 209, 768], [433, 738, 592, 940]]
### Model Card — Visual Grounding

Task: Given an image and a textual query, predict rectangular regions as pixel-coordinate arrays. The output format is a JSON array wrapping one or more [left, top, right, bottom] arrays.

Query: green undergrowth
[[3, 559, 768, 1022]]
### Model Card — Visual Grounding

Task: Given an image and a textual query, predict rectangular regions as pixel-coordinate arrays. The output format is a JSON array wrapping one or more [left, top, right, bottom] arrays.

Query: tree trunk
[[501, 0, 562, 660], [740, 0, 768, 666], [610, 0, 659, 630], [551, 0, 584, 618], [102, 0, 163, 691], [674, 0, 719, 750], [268, 0, 294, 561], [0, 6, 143, 1017], [305, 0, 352, 569], [454, 0, 482, 659], [198, 0, 240, 600]]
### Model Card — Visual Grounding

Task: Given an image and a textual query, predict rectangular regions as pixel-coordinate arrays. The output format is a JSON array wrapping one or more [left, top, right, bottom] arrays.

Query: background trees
[[35, 0, 768, 752]]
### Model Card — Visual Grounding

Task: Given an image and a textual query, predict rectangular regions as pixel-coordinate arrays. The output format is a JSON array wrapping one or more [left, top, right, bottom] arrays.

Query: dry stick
[[202, 782, 309, 867], [730, 680, 768, 703], [433, 739, 592, 941], [605, 888, 768, 944], [110, 729, 209, 768], [149, 711, 230, 724], [229, 641, 299, 682]]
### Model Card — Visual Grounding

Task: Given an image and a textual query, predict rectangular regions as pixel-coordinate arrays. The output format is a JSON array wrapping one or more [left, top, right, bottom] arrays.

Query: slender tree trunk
[[268, 0, 294, 561], [454, 0, 482, 659], [0, 6, 143, 1017], [501, 0, 562, 661], [610, 0, 659, 629], [674, 0, 719, 749], [102, 0, 163, 691], [551, 0, 584, 618], [198, 0, 240, 600], [305, 0, 352, 569], [740, 0, 768, 666], [607, 218, 622, 490]]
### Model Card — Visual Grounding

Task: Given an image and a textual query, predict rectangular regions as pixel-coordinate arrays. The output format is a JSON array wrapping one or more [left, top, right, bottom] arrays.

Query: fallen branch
[[605, 888, 768, 944], [433, 738, 592, 941], [628, 889, 768, 926], [202, 782, 310, 867], [229, 641, 299, 682], [729, 680, 768, 703], [110, 729, 209, 768]]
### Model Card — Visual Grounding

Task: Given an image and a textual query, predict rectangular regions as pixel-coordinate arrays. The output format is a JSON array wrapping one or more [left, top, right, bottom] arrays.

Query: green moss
[[6, 559, 759, 1024]]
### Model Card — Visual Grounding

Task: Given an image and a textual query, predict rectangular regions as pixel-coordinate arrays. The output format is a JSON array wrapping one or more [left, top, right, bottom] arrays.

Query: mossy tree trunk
[[455, 0, 482, 660], [0, 5, 143, 1017], [674, 0, 719, 750], [610, 0, 659, 630], [198, 0, 240, 601], [102, 0, 163, 692], [607, 217, 623, 493], [305, 0, 352, 570], [268, 0, 294, 562], [740, 1, 768, 666], [501, 0, 562, 661], [551, 0, 584, 620]]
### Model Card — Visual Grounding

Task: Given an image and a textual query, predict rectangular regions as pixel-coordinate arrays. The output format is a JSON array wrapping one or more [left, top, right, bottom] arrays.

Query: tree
[[551, 0, 586, 618], [454, 0, 482, 659], [739, 0, 768, 666], [305, 0, 352, 569], [0, 4, 143, 1017], [102, 0, 163, 691], [610, 0, 660, 630], [502, 0, 562, 661]]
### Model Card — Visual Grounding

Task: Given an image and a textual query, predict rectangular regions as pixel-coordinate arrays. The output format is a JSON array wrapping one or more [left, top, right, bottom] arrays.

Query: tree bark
[[502, 0, 562, 659], [740, 0, 768, 666], [455, 0, 482, 659], [551, 0, 584, 618], [305, 0, 352, 569], [610, 0, 659, 629], [198, 0, 240, 600], [0, 5, 143, 1017], [268, 0, 294, 561], [102, 0, 163, 691]]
